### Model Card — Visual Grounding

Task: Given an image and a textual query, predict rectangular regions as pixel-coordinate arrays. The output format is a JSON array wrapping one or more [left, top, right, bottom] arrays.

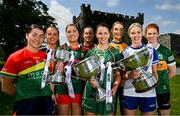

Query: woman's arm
[[111, 69, 121, 96], [1, 77, 16, 96], [168, 64, 176, 79], [152, 64, 158, 80]]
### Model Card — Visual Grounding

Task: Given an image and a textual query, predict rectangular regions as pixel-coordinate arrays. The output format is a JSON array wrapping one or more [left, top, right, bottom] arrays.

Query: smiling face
[[111, 23, 124, 42], [145, 28, 159, 44], [66, 25, 79, 43], [26, 28, 44, 52], [145, 24, 159, 44], [96, 26, 110, 45], [128, 24, 143, 47], [46, 27, 59, 47]]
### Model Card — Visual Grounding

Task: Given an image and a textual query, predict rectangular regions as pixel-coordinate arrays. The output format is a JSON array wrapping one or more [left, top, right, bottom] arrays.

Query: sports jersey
[[155, 44, 176, 94], [85, 46, 122, 87], [122, 44, 159, 97], [109, 40, 128, 114], [82, 44, 96, 52], [55, 43, 86, 94], [40, 46, 49, 53], [109, 41, 128, 53], [39, 46, 56, 73], [109, 41, 128, 84], [82, 46, 123, 115], [0, 48, 52, 101]]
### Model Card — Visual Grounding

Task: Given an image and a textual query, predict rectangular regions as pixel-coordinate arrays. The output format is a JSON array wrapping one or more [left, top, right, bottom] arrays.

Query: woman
[[109, 21, 128, 53], [81, 26, 96, 51], [121, 22, 159, 115], [145, 23, 176, 115], [40, 25, 60, 114], [54, 24, 85, 115], [109, 21, 128, 115], [40, 25, 60, 76], [0, 24, 54, 115], [82, 23, 122, 115], [42, 25, 60, 51]]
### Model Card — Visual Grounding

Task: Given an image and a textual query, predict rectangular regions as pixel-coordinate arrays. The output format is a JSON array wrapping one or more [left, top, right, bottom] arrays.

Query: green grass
[[170, 75, 180, 115], [0, 75, 180, 115]]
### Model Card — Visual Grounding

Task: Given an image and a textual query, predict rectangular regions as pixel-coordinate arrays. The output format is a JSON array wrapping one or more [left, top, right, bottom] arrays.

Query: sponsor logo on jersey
[[168, 55, 175, 62]]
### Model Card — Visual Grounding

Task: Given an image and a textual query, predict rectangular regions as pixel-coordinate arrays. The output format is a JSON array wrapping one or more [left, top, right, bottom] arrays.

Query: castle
[[73, 4, 144, 34], [73, 4, 180, 55]]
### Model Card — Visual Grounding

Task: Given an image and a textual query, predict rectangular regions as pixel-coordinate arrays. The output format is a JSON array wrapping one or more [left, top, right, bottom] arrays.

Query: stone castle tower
[[73, 4, 144, 34], [72, 4, 180, 55]]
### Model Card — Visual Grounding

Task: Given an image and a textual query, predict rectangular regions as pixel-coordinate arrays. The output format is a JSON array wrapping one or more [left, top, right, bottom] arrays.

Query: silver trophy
[[51, 48, 70, 84], [116, 48, 158, 93], [73, 55, 106, 102]]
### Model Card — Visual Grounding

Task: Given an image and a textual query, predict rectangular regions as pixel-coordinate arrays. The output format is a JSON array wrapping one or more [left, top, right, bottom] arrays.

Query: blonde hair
[[128, 23, 142, 34]]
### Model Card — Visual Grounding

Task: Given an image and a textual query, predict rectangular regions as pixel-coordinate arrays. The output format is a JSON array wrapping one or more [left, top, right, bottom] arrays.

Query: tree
[[0, 0, 56, 58]]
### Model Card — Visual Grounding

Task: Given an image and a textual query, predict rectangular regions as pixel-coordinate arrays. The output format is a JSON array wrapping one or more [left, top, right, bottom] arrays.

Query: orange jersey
[[109, 41, 128, 53]]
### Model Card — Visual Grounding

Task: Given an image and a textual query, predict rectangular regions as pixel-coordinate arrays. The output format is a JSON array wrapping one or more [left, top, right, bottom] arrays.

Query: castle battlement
[[73, 4, 180, 55], [73, 4, 144, 33]]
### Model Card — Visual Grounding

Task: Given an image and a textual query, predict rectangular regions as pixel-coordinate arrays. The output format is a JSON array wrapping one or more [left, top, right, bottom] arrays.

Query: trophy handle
[[113, 60, 126, 71]]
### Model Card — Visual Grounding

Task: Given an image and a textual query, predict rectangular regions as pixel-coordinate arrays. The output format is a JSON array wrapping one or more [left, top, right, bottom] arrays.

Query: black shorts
[[156, 92, 170, 110], [13, 96, 54, 115]]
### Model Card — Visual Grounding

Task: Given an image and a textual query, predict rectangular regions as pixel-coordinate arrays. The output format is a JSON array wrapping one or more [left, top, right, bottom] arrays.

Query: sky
[[41, 0, 180, 44]]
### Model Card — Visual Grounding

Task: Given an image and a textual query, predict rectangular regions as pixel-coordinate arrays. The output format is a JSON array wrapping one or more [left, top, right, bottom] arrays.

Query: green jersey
[[55, 43, 86, 94], [156, 44, 176, 94], [85, 46, 122, 88], [0, 48, 52, 101], [82, 46, 122, 115]]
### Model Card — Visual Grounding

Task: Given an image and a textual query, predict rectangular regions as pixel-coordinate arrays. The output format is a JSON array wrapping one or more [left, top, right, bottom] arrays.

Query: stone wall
[[73, 4, 144, 34], [159, 33, 180, 55], [72, 4, 180, 56], [158, 34, 171, 49]]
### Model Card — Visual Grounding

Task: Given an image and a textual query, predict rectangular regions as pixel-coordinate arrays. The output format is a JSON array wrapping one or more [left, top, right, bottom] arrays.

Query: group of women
[[0, 21, 176, 115]]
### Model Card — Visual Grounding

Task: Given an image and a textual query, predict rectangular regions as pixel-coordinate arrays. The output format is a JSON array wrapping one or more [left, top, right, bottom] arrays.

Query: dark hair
[[46, 25, 59, 34], [80, 26, 95, 43], [96, 23, 110, 33], [82, 26, 94, 34], [26, 24, 44, 34], [46, 25, 60, 46], [65, 23, 79, 33]]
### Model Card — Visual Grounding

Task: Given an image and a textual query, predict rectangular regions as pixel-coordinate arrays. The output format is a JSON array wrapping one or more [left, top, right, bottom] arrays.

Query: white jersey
[[122, 44, 159, 97]]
